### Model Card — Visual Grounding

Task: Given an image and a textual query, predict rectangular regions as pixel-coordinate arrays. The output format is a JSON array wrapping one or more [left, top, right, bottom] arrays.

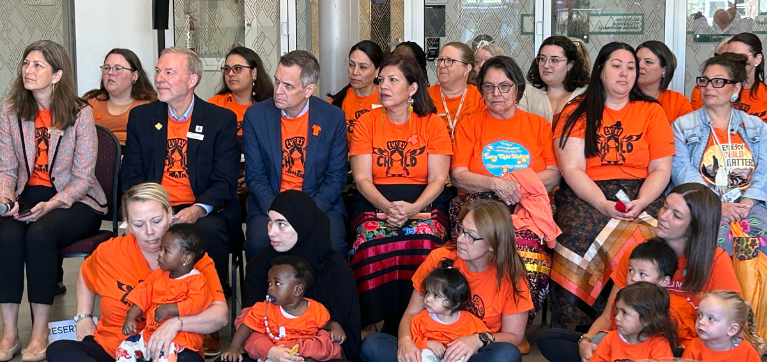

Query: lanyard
[[440, 85, 467, 137], [710, 115, 733, 187]]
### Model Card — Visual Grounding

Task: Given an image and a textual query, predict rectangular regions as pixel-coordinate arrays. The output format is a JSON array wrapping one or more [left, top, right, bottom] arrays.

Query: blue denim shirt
[[671, 107, 767, 203]]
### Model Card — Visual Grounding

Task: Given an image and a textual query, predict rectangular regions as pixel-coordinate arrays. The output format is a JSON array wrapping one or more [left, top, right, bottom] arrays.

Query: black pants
[[47, 336, 204, 362], [173, 205, 230, 289], [0, 186, 101, 305]]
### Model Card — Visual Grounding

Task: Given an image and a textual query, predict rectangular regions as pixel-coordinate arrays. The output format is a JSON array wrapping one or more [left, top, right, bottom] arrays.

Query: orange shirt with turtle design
[[125, 268, 213, 351], [657, 90, 694, 123], [350, 108, 452, 185], [590, 330, 673, 362], [80, 234, 225, 357], [682, 337, 762, 362], [28, 109, 52, 187], [410, 309, 489, 349], [161, 116, 196, 206], [242, 298, 330, 344], [699, 128, 754, 190], [691, 85, 767, 122], [554, 101, 675, 181], [411, 248, 533, 333], [329, 87, 380, 146], [280, 112, 309, 191], [428, 84, 486, 138], [452, 109, 557, 178], [208, 93, 253, 135]]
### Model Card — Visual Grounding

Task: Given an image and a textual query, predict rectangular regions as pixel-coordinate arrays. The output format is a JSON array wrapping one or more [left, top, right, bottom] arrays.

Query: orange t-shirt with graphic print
[[80, 234, 225, 357], [208, 93, 253, 135], [612, 243, 741, 308], [242, 298, 330, 345], [452, 109, 557, 178], [349, 108, 453, 185], [411, 248, 533, 333], [554, 101, 675, 181], [410, 309, 489, 349], [699, 128, 754, 190], [657, 90, 694, 123], [428, 84, 486, 138], [590, 330, 673, 362], [125, 268, 213, 351], [161, 116, 196, 206], [691, 84, 767, 122], [280, 112, 309, 192], [329, 87, 380, 146], [682, 337, 762, 362], [28, 109, 53, 187]]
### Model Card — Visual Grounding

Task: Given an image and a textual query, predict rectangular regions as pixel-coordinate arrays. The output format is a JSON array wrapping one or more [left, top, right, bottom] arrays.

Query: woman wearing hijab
[[239, 190, 361, 361]]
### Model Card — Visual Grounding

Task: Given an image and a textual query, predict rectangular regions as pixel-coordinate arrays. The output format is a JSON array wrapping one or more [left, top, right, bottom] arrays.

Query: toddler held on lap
[[223, 255, 344, 362]]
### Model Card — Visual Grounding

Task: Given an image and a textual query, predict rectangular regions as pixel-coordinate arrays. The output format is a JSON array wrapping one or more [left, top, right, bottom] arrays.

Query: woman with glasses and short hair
[[83, 48, 157, 146], [427, 42, 486, 139]]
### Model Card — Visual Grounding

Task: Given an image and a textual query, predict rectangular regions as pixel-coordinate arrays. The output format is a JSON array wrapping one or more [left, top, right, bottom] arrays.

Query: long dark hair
[[215, 46, 273, 103], [9, 40, 86, 130], [558, 42, 658, 157], [636, 41, 677, 91], [329, 40, 384, 108], [616, 282, 678, 349], [728, 32, 765, 99], [377, 55, 436, 117], [83, 48, 157, 102], [527, 36, 589, 92], [668, 183, 720, 294], [395, 41, 428, 79]]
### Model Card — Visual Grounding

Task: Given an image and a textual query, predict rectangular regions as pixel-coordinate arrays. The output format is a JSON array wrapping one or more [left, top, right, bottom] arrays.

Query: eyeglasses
[[100, 65, 134, 73], [435, 57, 468, 67], [221, 65, 254, 74], [536, 56, 565, 67], [696, 76, 737, 88], [457, 223, 483, 245], [480, 82, 515, 94]]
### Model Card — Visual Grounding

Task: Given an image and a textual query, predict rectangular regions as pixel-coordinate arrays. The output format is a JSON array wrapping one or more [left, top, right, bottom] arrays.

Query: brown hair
[[216, 46, 274, 103], [615, 282, 678, 349], [83, 48, 157, 102], [457, 199, 526, 295], [9, 40, 86, 130], [443, 42, 477, 84], [702, 291, 766, 354]]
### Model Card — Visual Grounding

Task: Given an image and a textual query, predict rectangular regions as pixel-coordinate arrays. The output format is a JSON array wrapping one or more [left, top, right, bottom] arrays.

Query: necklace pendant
[[279, 326, 286, 337], [715, 167, 728, 187]]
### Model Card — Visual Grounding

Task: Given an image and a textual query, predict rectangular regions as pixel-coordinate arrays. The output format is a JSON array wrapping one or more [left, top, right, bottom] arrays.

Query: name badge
[[48, 127, 64, 136], [186, 132, 204, 141]]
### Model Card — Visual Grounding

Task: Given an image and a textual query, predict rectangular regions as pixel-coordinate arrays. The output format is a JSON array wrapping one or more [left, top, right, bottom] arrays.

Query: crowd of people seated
[[0, 30, 765, 362]]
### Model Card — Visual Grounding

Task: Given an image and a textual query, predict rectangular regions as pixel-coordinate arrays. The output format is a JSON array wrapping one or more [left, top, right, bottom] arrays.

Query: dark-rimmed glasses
[[100, 65, 134, 73], [221, 65, 254, 74], [435, 57, 469, 67], [480, 82, 515, 94], [457, 223, 484, 244], [696, 76, 737, 88]]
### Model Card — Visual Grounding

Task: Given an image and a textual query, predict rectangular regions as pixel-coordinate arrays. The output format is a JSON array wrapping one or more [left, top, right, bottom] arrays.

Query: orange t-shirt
[[428, 84, 486, 137], [691, 84, 767, 122], [451, 109, 557, 178], [410, 310, 489, 349], [554, 101, 675, 181], [411, 248, 534, 333], [349, 108, 453, 185], [161, 116, 196, 206], [207, 93, 253, 135], [657, 90, 693, 123], [682, 337, 762, 362], [609, 293, 697, 348], [89, 98, 150, 145], [612, 244, 741, 308], [280, 111, 309, 192], [125, 268, 213, 351], [329, 87, 380, 146], [28, 109, 52, 187], [590, 330, 673, 362], [80, 234, 225, 357], [242, 298, 330, 345], [699, 128, 754, 190]]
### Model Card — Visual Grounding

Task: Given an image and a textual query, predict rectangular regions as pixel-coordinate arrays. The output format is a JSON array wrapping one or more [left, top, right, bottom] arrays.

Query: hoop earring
[[131, 79, 137, 85]]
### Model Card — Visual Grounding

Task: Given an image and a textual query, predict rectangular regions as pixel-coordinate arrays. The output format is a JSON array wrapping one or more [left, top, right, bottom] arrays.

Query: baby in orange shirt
[[411, 259, 489, 362], [118, 224, 214, 362], [222, 255, 344, 362], [682, 291, 765, 362]]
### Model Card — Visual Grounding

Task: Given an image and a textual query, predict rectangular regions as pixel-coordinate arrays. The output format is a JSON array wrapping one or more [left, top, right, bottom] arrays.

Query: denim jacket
[[671, 107, 767, 203]]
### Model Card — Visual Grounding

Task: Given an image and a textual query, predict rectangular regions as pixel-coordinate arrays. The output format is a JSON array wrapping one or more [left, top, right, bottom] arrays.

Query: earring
[[131, 79, 137, 85], [252, 79, 257, 99], [731, 93, 738, 102], [51, 82, 55, 94], [407, 97, 414, 131], [183, 262, 187, 266]]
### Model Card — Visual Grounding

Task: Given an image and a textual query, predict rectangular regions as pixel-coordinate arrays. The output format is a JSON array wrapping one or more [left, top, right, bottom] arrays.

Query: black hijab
[[243, 190, 361, 360]]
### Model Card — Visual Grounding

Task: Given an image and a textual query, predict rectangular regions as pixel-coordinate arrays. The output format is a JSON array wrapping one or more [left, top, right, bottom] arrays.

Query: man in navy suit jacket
[[242, 50, 348, 259], [121, 47, 241, 293]]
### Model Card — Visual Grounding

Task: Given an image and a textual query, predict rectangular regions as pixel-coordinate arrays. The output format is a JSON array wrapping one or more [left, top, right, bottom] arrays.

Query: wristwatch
[[479, 332, 495, 347], [73, 314, 92, 323]]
